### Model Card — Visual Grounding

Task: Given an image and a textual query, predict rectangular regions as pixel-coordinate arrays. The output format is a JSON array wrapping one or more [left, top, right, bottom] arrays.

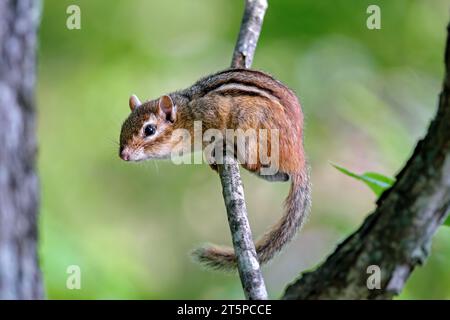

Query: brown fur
[[119, 68, 311, 270]]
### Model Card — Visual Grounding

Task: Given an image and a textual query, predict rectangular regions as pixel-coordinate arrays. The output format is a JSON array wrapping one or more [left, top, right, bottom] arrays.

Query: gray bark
[[219, 155, 267, 300], [282, 23, 450, 300], [0, 0, 43, 299], [218, 0, 269, 300], [231, 0, 268, 69]]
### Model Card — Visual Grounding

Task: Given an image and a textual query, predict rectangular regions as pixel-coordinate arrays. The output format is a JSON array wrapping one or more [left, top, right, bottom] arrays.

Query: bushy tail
[[191, 169, 311, 271]]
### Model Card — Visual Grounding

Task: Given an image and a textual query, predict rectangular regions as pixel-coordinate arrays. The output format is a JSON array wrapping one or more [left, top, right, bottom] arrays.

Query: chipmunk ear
[[129, 94, 141, 111], [158, 95, 177, 122]]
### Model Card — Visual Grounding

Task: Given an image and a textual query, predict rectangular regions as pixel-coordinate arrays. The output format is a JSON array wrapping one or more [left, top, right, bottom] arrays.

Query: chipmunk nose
[[119, 146, 130, 161]]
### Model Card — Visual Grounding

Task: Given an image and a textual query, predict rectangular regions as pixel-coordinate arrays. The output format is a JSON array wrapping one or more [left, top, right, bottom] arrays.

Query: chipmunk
[[119, 68, 311, 270]]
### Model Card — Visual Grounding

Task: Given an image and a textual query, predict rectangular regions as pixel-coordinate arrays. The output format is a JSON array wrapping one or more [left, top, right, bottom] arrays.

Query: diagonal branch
[[282, 23, 450, 300], [231, 0, 268, 69], [217, 0, 268, 300]]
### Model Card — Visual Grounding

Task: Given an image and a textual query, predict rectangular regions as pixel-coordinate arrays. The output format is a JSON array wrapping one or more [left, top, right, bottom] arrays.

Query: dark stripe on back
[[195, 69, 282, 98], [212, 88, 271, 99], [180, 68, 299, 111]]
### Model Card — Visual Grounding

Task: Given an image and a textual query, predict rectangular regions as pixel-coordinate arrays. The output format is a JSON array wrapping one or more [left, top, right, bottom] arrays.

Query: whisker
[[106, 137, 120, 146], [153, 161, 160, 174]]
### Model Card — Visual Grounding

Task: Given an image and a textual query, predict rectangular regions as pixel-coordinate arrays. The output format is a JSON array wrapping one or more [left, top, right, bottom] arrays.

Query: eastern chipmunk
[[119, 68, 311, 270]]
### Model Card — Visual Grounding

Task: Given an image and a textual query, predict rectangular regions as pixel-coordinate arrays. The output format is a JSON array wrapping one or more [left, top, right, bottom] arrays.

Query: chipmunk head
[[119, 94, 177, 161]]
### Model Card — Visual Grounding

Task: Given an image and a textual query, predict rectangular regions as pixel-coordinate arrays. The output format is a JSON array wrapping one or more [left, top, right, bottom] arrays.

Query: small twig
[[216, 0, 269, 300]]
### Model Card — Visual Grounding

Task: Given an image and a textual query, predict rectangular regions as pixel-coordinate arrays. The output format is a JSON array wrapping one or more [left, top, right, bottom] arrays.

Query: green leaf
[[331, 163, 395, 197], [445, 216, 450, 227], [330, 163, 450, 228]]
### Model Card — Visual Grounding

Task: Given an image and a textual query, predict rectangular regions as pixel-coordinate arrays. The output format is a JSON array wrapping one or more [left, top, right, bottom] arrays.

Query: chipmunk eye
[[144, 124, 157, 137]]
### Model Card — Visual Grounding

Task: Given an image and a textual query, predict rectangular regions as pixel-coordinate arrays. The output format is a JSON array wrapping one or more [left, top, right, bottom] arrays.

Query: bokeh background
[[38, 0, 450, 299]]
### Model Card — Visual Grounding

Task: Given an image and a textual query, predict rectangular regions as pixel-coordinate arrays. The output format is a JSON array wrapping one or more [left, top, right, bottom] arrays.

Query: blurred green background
[[37, 0, 450, 299]]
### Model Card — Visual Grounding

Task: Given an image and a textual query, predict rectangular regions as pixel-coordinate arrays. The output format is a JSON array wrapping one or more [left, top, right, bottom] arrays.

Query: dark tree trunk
[[282, 23, 450, 300], [0, 0, 43, 299]]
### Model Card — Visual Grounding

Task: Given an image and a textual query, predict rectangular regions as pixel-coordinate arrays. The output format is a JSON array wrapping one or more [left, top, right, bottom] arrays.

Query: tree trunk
[[282, 22, 450, 300], [0, 0, 43, 299]]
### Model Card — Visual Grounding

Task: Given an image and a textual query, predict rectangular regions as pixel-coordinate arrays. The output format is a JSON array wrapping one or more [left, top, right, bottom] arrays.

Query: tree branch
[[282, 23, 450, 300], [217, 0, 268, 300], [231, 0, 268, 69]]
